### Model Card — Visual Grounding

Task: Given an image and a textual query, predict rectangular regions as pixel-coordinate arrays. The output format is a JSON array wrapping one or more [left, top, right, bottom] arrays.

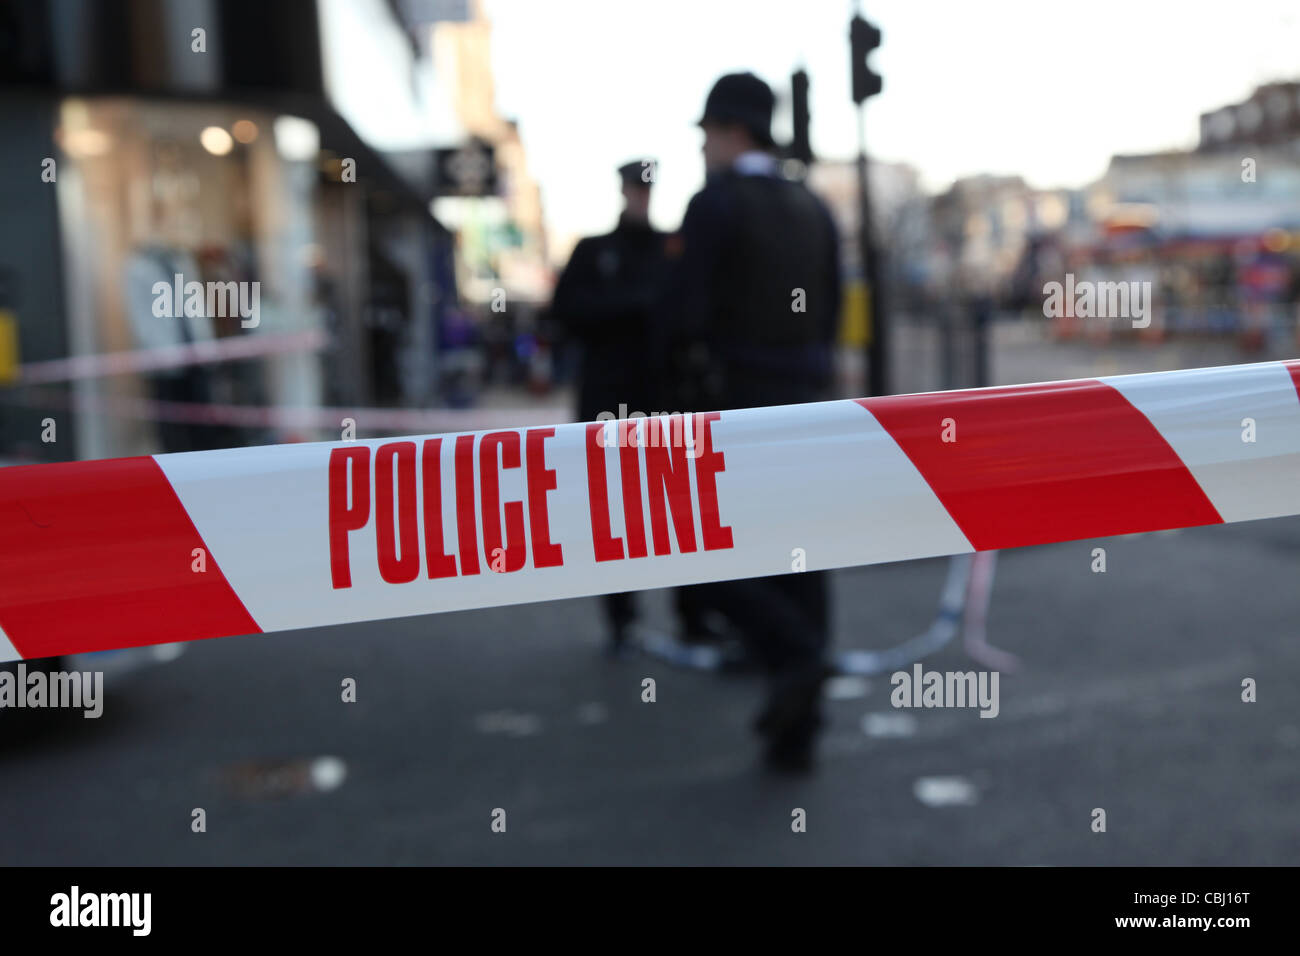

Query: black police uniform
[[551, 175, 671, 642], [552, 215, 668, 424], [663, 164, 841, 409], [659, 74, 842, 769]]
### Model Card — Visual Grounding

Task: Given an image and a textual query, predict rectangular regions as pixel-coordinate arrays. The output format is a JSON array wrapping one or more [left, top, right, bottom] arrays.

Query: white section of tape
[[1104, 361, 1300, 523], [155, 400, 972, 634]]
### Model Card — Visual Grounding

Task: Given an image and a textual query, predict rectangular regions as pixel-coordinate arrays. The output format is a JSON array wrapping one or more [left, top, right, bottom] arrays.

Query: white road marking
[[913, 776, 979, 807], [824, 676, 870, 700], [475, 710, 543, 736], [860, 712, 917, 738], [310, 756, 348, 792]]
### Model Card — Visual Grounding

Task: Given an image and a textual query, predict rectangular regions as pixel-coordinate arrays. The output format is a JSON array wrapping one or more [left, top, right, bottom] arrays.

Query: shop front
[[55, 96, 325, 457]]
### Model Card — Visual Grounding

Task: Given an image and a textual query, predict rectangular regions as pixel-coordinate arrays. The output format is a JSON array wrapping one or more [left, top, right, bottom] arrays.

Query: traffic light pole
[[856, 102, 887, 396], [850, 7, 887, 396]]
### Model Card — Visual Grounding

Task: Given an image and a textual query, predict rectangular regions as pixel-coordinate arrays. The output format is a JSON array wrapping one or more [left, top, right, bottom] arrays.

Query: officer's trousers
[[683, 572, 829, 673]]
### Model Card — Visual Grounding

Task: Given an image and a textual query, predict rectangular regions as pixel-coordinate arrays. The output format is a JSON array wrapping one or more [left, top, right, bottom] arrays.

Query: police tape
[[8, 328, 327, 385], [3, 385, 569, 434], [2, 359, 1299, 663]]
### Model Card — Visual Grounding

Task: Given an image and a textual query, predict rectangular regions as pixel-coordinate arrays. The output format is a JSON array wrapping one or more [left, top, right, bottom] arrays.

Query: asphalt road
[[2, 510, 1297, 865]]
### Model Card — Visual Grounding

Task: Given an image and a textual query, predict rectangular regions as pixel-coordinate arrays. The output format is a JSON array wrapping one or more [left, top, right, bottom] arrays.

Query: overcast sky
[[484, 0, 1300, 250]]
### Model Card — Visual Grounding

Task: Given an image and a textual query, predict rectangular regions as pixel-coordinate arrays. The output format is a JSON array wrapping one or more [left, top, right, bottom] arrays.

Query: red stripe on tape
[[859, 380, 1223, 550], [0, 457, 260, 659], [1286, 360, 1300, 402]]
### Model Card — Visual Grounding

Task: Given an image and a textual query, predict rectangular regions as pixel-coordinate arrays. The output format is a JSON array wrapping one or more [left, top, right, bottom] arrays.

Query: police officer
[[660, 72, 842, 772], [551, 159, 670, 653]]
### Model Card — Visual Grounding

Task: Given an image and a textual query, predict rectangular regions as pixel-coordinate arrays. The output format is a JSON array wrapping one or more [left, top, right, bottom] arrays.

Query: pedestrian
[[659, 72, 842, 772], [551, 159, 671, 653]]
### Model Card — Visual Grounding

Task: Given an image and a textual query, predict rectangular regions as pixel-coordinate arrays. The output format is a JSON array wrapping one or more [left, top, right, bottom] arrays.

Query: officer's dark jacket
[[551, 214, 669, 421], [658, 164, 841, 411]]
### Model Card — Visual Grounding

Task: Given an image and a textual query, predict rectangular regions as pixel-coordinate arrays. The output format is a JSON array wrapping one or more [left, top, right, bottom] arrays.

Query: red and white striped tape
[[2, 359, 1298, 663], [9, 329, 327, 385], [5, 385, 569, 433]]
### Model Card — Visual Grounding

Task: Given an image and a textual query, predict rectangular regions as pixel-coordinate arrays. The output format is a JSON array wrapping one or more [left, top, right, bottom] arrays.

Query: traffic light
[[850, 14, 882, 104], [791, 69, 812, 165]]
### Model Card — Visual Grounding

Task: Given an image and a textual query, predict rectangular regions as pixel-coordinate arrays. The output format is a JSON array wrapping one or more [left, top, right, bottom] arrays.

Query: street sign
[[434, 140, 498, 197]]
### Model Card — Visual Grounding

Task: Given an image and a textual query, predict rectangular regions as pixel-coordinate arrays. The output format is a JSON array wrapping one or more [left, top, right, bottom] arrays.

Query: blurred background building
[[429, 0, 553, 400], [0, 0, 555, 462], [890, 83, 1300, 362]]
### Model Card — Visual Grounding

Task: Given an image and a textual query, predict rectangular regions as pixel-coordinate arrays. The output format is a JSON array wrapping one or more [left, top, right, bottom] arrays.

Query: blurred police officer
[[661, 72, 842, 772], [551, 160, 670, 653]]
